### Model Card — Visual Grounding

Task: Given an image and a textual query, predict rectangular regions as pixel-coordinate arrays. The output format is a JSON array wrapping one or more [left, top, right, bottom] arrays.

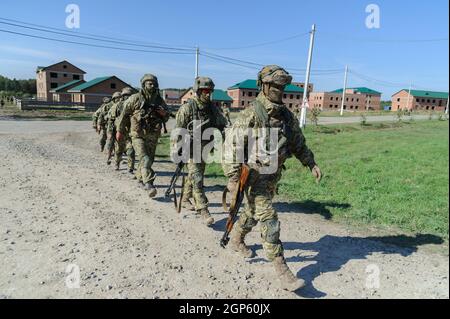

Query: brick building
[[391, 89, 449, 111], [180, 88, 233, 107], [36, 60, 86, 101], [309, 87, 382, 111], [68, 76, 131, 104], [161, 88, 186, 105], [49, 79, 85, 103], [227, 79, 304, 110]]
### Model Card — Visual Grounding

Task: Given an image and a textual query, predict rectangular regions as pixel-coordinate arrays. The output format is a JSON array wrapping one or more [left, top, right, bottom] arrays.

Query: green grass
[[0, 108, 93, 121], [156, 120, 449, 239]]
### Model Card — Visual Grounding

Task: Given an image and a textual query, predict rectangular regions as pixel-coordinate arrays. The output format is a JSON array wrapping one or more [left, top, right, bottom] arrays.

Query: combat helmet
[[121, 87, 134, 97], [112, 91, 122, 100], [193, 77, 215, 92], [140, 74, 159, 88], [257, 65, 292, 88], [103, 97, 111, 103]]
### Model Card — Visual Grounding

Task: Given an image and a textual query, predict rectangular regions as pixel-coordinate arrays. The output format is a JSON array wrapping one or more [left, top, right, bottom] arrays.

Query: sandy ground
[[0, 120, 448, 299]]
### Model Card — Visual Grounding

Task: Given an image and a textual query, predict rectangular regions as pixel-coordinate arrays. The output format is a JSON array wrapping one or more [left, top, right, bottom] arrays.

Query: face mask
[[264, 84, 284, 104]]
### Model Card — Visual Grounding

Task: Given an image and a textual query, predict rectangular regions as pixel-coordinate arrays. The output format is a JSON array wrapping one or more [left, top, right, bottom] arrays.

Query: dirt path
[[0, 120, 448, 299]]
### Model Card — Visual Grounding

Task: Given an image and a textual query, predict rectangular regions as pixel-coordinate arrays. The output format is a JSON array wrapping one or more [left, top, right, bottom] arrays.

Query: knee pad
[[261, 219, 281, 244], [240, 215, 257, 231]]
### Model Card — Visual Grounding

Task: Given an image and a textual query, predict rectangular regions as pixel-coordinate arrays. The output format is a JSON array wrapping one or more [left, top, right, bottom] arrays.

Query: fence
[[16, 99, 101, 112]]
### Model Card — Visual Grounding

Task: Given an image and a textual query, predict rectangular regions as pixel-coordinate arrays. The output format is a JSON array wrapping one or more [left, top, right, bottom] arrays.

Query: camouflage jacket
[[116, 91, 170, 138], [223, 93, 316, 178], [96, 101, 113, 127], [176, 97, 228, 133]]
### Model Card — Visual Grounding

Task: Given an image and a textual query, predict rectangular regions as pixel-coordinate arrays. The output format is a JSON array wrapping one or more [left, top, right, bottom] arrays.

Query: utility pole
[[446, 94, 449, 115], [405, 83, 412, 111], [195, 46, 199, 78], [340, 65, 348, 116], [299, 24, 316, 129]]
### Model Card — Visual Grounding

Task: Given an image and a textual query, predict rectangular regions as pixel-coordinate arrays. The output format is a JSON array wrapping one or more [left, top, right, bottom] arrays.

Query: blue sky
[[0, 0, 448, 99]]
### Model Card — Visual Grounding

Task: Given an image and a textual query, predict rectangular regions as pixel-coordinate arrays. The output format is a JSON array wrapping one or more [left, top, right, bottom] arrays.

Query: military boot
[[181, 197, 195, 211], [100, 144, 105, 152], [229, 228, 254, 258], [273, 256, 305, 292], [199, 208, 214, 226], [145, 183, 157, 198], [115, 163, 120, 171]]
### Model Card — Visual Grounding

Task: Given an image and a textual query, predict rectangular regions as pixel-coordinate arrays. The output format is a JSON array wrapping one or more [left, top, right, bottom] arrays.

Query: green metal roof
[[405, 90, 448, 99], [331, 87, 382, 95], [68, 76, 113, 92], [50, 80, 85, 93], [228, 79, 304, 93], [212, 89, 232, 102]]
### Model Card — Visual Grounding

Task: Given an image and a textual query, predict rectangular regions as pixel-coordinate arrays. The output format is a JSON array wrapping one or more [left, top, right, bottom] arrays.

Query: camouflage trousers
[[131, 134, 159, 184], [99, 127, 107, 150], [114, 137, 135, 170], [234, 172, 284, 261], [182, 161, 208, 211]]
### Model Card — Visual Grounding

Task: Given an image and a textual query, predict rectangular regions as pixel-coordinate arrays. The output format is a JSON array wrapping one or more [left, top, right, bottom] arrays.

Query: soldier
[[104, 92, 123, 165], [221, 102, 232, 126], [175, 77, 228, 226], [92, 97, 111, 152], [222, 65, 322, 291], [107, 87, 136, 172], [116, 74, 170, 197]]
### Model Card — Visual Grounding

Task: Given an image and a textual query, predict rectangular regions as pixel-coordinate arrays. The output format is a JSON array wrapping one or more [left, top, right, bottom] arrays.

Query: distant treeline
[[0, 75, 36, 97]]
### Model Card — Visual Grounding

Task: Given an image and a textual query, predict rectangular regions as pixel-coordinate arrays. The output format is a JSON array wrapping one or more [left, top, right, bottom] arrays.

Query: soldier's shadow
[[273, 200, 351, 220], [261, 233, 444, 298]]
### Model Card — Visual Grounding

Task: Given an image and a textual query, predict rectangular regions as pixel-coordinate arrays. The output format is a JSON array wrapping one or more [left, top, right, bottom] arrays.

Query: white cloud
[[0, 45, 56, 59]]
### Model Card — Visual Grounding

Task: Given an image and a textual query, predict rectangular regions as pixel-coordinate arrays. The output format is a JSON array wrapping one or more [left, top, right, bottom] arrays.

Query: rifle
[[220, 163, 251, 248], [165, 161, 185, 213]]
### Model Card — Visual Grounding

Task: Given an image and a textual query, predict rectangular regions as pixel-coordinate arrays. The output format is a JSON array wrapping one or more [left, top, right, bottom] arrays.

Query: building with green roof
[[180, 88, 233, 107], [391, 89, 448, 112], [67, 76, 132, 105], [49, 79, 86, 103], [227, 79, 304, 109]]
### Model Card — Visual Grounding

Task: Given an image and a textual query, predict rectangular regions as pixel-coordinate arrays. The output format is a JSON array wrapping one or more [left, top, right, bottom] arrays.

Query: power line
[[0, 29, 194, 55], [0, 17, 195, 50], [0, 19, 194, 52], [204, 32, 310, 50]]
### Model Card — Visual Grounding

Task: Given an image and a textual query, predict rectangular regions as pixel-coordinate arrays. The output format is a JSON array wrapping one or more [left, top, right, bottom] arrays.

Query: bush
[[309, 106, 321, 126]]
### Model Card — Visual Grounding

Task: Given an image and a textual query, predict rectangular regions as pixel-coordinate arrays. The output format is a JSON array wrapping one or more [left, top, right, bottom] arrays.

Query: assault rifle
[[220, 163, 251, 248], [165, 161, 185, 213]]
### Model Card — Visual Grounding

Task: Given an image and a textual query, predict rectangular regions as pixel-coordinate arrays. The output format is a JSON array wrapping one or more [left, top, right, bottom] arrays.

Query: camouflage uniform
[[223, 65, 320, 291], [94, 98, 113, 152], [175, 77, 227, 225], [107, 88, 136, 171], [222, 104, 232, 126], [116, 74, 169, 196]]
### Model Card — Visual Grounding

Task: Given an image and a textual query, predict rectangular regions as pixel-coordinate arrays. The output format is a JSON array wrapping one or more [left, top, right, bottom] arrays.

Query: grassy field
[[0, 107, 92, 121], [157, 120, 449, 240]]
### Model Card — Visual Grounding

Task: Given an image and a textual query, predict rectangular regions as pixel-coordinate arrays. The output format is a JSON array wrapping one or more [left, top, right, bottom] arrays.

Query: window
[[283, 94, 287, 99], [335, 105, 338, 108], [241, 101, 245, 106], [50, 72, 58, 78], [432, 100, 436, 103], [248, 92, 253, 97], [416, 99, 419, 102], [73, 74, 80, 80], [426, 106, 429, 110], [330, 97, 333, 101], [242, 91, 246, 97], [397, 98, 401, 102], [329, 104, 333, 108], [289, 103, 293, 108], [422, 99, 425, 102], [346, 98, 349, 101], [352, 98, 354, 102], [296, 95, 300, 99], [290, 94, 293, 99], [50, 83, 58, 89], [110, 83, 116, 89], [63, 74, 67, 78], [355, 106, 359, 110], [357, 99, 359, 102], [432, 106, 435, 110], [427, 99, 430, 103], [63, 65, 67, 69], [350, 106, 353, 109]]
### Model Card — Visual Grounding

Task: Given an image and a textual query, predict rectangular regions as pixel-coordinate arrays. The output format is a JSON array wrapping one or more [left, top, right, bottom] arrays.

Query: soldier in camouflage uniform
[[223, 65, 322, 292], [116, 74, 170, 197], [175, 77, 228, 226], [107, 87, 136, 171], [221, 102, 232, 126], [104, 92, 123, 165], [92, 97, 111, 152]]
